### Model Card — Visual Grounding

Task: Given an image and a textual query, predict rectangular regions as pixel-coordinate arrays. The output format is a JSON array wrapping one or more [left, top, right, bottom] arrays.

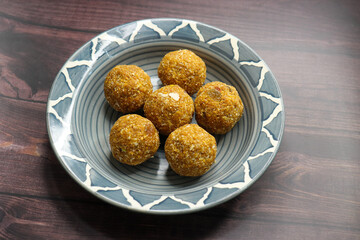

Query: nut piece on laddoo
[[104, 65, 153, 113], [165, 124, 217, 177], [158, 49, 206, 96], [109, 114, 160, 165], [144, 85, 194, 135], [195, 81, 244, 134]]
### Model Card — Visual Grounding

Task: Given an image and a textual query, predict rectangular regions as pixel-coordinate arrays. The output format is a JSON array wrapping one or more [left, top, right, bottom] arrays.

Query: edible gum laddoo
[[158, 49, 206, 96], [109, 114, 160, 165], [104, 65, 153, 113], [165, 124, 217, 177], [195, 81, 244, 134], [144, 85, 194, 135]]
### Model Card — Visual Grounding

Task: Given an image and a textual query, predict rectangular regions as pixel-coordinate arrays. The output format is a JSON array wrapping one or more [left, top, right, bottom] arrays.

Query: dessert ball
[[104, 65, 152, 113], [144, 85, 194, 135], [109, 114, 160, 165], [165, 124, 217, 177], [158, 49, 206, 96], [195, 81, 244, 134]]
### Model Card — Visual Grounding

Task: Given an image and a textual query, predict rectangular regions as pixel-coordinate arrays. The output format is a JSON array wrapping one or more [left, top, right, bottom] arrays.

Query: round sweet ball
[[144, 85, 194, 135], [109, 114, 160, 165], [195, 81, 244, 134], [165, 124, 217, 177], [158, 49, 206, 96], [104, 65, 153, 113]]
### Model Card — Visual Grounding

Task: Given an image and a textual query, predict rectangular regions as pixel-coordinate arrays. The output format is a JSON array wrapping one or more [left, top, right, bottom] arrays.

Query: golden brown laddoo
[[195, 81, 244, 134], [109, 114, 160, 165], [165, 124, 217, 177], [158, 49, 206, 96], [104, 65, 153, 113], [144, 85, 194, 135]]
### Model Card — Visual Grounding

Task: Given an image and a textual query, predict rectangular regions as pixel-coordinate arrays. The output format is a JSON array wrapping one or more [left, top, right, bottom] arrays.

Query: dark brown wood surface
[[1, 0, 359, 239]]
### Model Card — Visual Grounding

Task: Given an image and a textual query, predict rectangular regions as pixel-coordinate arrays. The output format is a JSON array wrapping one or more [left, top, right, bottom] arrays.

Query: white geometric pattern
[[48, 19, 283, 212]]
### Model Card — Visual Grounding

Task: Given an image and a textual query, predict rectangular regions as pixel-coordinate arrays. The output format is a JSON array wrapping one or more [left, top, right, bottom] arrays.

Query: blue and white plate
[[46, 18, 284, 214]]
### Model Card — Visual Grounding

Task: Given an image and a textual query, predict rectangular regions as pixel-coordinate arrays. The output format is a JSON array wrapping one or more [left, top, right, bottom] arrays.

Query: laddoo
[[158, 49, 206, 96], [195, 81, 244, 134], [109, 114, 160, 165], [104, 65, 152, 113], [165, 124, 217, 177], [144, 85, 194, 135]]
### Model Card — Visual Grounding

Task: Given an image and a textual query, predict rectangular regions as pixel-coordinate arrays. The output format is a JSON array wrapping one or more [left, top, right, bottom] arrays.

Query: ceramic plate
[[46, 18, 284, 214]]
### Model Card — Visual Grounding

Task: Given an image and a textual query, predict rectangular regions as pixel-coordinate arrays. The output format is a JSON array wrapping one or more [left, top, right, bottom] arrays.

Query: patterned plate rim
[[46, 18, 285, 214]]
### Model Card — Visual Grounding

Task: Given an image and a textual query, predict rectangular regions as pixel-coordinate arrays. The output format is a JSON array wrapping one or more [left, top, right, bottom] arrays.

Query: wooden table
[[1, 0, 359, 239]]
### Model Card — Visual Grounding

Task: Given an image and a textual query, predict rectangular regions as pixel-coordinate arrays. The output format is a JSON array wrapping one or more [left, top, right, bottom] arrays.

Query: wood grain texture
[[0, 0, 359, 239]]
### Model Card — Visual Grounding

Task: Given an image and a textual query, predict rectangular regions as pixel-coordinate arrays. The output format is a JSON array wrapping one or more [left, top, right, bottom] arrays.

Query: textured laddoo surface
[[165, 124, 217, 177], [195, 81, 244, 134], [109, 114, 160, 165], [104, 65, 152, 113], [158, 49, 206, 96], [144, 85, 194, 135]]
